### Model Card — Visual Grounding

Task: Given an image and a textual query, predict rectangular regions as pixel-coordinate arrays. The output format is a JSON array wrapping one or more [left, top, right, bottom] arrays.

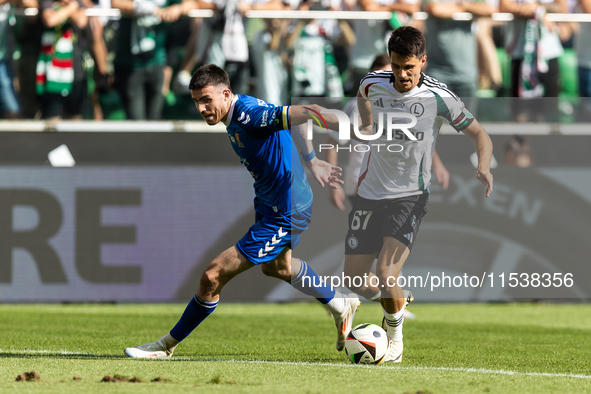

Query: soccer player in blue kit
[[124, 64, 361, 358]]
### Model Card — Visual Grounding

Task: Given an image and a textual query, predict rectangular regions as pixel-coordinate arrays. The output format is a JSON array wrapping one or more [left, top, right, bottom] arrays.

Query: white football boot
[[124, 339, 176, 359], [335, 295, 361, 351], [379, 340, 404, 364], [379, 290, 414, 363]]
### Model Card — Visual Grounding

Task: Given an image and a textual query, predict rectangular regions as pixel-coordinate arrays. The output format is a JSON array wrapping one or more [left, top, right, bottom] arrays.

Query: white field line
[[1, 349, 590, 380]]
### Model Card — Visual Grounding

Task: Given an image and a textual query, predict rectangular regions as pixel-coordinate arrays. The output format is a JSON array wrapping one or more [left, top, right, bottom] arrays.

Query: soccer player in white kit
[[343, 26, 494, 363]]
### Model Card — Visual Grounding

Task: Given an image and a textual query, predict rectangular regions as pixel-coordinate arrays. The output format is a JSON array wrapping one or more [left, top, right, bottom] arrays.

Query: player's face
[[191, 84, 232, 125], [390, 52, 426, 93]]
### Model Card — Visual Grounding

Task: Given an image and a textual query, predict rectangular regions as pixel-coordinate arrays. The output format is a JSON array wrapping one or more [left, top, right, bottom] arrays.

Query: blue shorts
[[236, 205, 312, 265]]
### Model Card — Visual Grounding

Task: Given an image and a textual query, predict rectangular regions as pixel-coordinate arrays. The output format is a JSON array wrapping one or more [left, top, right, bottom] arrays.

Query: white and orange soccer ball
[[344, 323, 389, 364]]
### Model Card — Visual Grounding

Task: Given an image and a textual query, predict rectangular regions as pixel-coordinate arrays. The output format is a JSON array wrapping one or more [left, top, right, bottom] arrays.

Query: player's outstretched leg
[[261, 252, 360, 351], [124, 295, 218, 358], [287, 258, 360, 351], [124, 246, 253, 359]]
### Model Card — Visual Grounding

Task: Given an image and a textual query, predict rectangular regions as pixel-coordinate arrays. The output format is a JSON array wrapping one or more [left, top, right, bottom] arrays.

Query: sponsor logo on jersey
[[260, 110, 269, 127], [411, 214, 417, 228], [373, 98, 384, 108], [390, 101, 404, 110], [257, 99, 268, 107], [268, 110, 277, 125]]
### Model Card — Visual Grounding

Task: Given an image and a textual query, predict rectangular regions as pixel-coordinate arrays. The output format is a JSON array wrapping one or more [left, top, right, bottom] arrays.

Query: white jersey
[[357, 71, 473, 200]]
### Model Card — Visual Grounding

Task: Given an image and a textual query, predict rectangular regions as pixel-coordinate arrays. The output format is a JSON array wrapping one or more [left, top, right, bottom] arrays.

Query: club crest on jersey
[[390, 101, 404, 110], [410, 103, 424, 117], [234, 133, 245, 147]]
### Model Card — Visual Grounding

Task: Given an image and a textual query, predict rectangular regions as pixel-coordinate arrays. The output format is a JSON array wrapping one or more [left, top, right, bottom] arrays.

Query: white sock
[[158, 333, 180, 350], [367, 291, 381, 302], [383, 307, 405, 342], [325, 291, 346, 317]]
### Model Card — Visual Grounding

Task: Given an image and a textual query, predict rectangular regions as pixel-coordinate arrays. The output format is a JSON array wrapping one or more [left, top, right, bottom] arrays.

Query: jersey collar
[[417, 73, 425, 88], [224, 95, 239, 127]]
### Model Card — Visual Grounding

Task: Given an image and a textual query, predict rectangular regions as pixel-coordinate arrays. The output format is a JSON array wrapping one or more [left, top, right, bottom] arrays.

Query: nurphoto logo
[[303, 106, 420, 153]]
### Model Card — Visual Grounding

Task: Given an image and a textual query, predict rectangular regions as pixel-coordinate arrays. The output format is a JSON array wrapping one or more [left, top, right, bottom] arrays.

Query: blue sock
[[169, 295, 218, 341], [287, 260, 335, 304]]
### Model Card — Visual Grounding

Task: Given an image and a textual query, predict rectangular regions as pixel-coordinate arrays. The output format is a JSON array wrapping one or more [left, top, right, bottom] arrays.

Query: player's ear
[[222, 86, 232, 100]]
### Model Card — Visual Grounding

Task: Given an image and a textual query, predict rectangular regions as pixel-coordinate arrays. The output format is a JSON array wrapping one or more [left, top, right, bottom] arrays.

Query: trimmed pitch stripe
[[2, 349, 590, 380]]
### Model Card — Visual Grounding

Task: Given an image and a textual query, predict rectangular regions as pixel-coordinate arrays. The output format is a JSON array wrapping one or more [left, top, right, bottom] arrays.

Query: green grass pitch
[[1, 302, 590, 393]]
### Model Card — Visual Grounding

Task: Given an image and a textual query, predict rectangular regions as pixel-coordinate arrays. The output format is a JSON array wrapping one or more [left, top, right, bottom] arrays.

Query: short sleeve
[[427, 88, 474, 132], [436, 94, 474, 132], [234, 98, 290, 139]]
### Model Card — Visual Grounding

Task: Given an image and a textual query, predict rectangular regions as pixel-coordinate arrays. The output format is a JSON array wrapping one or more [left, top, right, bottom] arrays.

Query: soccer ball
[[344, 323, 389, 364]]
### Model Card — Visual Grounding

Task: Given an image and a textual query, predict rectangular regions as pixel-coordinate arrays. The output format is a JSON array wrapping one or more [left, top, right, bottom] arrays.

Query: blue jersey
[[224, 94, 313, 217]]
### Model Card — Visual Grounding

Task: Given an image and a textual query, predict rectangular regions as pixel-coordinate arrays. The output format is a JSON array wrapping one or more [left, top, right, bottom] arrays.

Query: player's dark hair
[[370, 54, 391, 71], [189, 64, 232, 91], [387, 26, 426, 59]]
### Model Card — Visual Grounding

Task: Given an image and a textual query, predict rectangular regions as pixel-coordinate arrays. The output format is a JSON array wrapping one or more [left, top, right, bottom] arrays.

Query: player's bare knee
[[199, 269, 219, 291], [260, 264, 285, 279], [260, 263, 274, 277]]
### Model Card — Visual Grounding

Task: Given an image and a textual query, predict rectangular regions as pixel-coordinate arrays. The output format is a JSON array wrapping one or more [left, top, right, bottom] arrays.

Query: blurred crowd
[[0, 0, 591, 120]]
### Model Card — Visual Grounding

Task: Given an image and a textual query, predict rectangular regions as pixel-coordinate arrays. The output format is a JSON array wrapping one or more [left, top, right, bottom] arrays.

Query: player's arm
[[325, 134, 346, 210], [432, 149, 450, 190], [290, 123, 344, 190], [287, 107, 344, 189], [357, 90, 373, 132], [238, 102, 343, 189], [461, 119, 494, 197], [288, 105, 345, 132]]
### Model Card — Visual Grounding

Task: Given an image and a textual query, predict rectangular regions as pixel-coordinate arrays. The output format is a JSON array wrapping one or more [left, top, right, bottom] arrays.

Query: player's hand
[[434, 164, 450, 190], [476, 168, 493, 197], [306, 157, 343, 189], [329, 184, 346, 211]]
